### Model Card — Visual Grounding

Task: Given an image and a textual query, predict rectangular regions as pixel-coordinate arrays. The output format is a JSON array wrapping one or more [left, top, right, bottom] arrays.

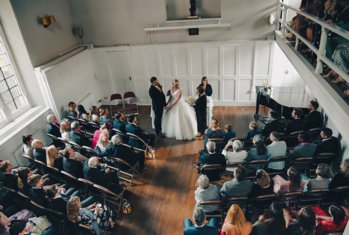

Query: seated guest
[[311, 205, 348, 235], [0, 160, 13, 174], [194, 175, 221, 213], [249, 169, 274, 198], [22, 134, 33, 157], [183, 206, 219, 235], [126, 115, 155, 148], [285, 108, 304, 135], [107, 135, 145, 172], [66, 101, 78, 119], [221, 204, 252, 235], [0, 161, 17, 189], [204, 119, 225, 147], [94, 130, 110, 157], [61, 146, 88, 162], [47, 114, 65, 148], [46, 145, 62, 169], [273, 167, 303, 194], [266, 132, 287, 171], [287, 132, 316, 160], [80, 113, 89, 122], [91, 124, 108, 148], [9, 220, 30, 235], [83, 157, 124, 193], [245, 121, 262, 141], [262, 111, 285, 137], [99, 108, 110, 125], [0, 211, 10, 234], [32, 139, 46, 163], [303, 100, 323, 130], [308, 163, 331, 190], [112, 112, 127, 135], [27, 174, 49, 205], [316, 127, 340, 154], [224, 124, 236, 142], [245, 135, 269, 169], [16, 167, 32, 193], [329, 158, 349, 189], [90, 114, 101, 126], [222, 140, 247, 172], [283, 206, 316, 235], [70, 121, 91, 147], [47, 114, 61, 138], [252, 202, 286, 235], [220, 165, 253, 199], [67, 196, 116, 235], [197, 141, 226, 181], [45, 184, 94, 214], [90, 106, 99, 117], [60, 120, 71, 142], [77, 104, 88, 119]]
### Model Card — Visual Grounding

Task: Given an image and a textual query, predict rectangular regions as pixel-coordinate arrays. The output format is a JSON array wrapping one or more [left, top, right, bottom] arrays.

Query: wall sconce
[[40, 15, 56, 28]]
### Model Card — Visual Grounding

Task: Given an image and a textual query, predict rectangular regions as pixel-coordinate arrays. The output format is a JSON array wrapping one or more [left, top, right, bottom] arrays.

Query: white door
[[106, 49, 135, 95]]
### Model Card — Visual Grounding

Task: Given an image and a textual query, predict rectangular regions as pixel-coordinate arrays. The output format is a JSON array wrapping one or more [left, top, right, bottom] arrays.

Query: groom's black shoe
[[156, 132, 165, 138]]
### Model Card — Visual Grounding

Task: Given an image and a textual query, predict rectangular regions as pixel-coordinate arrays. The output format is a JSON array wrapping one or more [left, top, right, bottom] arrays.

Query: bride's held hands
[[165, 105, 171, 110]]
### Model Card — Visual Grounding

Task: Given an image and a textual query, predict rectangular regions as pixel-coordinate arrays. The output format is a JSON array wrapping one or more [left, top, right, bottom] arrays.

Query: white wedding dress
[[162, 88, 197, 140]]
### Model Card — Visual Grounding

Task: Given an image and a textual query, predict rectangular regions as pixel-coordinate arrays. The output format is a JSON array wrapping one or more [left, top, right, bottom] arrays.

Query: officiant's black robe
[[195, 95, 207, 134]]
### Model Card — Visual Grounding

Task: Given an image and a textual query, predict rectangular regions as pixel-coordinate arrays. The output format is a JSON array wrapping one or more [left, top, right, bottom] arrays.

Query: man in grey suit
[[220, 165, 253, 199], [287, 133, 316, 160], [288, 133, 316, 171]]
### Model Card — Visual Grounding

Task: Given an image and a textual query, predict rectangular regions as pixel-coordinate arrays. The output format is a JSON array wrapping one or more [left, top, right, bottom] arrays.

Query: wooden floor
[[117, 106, 257, 235]]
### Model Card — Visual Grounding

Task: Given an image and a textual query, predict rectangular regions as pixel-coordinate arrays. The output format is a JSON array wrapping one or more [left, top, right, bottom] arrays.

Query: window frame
[[0, 24, 30, 128]]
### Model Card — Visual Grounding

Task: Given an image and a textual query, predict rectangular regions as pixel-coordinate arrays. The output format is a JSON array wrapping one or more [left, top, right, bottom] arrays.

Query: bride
[[162, 79, 197, 140]]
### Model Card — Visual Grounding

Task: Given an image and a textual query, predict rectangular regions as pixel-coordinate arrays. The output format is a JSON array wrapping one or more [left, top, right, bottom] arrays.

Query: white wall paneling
[[91, 41, 274, 105]]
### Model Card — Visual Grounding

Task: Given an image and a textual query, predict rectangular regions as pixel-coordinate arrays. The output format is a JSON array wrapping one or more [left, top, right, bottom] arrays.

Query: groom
[[149, 77, 166, 136]]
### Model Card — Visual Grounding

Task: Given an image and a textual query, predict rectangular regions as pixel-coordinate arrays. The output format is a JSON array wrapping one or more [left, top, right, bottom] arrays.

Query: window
[[0, 26, 29, 128]]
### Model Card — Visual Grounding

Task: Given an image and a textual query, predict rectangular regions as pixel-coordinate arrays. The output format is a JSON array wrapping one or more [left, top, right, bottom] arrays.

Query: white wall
[[91, 40, 274, 105], [69, 0, 277, 46], [11, 0, 78, 67], [270, 43, 312, 107], [35, 50, 107, 119]]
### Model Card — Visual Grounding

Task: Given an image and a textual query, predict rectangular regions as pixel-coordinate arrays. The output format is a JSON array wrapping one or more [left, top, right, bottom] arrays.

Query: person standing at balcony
[[199, 76, 213, 126], [149, 77, 166, 137]]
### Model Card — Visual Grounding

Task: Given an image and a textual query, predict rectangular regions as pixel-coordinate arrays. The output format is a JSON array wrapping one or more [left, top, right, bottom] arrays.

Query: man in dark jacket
[[149, 77, 166, 136], [197, 141, 226, 181], [83, 157, 124, 193], [126, 115, 155, 149], [303, 100, 323, 130], [107, 134, 145, 171]]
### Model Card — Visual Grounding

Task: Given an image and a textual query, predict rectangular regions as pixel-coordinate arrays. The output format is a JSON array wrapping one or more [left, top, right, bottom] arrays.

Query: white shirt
[[267, 141, 287, 170], [222, 150, 247, 172]]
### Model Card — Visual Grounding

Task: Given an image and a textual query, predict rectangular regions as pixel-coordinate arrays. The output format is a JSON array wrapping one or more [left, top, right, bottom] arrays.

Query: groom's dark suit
[[149, 84, 166, 135]]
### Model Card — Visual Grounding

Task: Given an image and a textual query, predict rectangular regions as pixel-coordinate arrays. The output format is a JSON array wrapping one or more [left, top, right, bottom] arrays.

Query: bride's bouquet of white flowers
[[185, 96, 196, 106]]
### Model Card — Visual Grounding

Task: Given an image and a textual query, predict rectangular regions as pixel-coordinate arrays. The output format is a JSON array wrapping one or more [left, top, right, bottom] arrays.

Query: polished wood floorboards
[[117, 106, 257, 235]]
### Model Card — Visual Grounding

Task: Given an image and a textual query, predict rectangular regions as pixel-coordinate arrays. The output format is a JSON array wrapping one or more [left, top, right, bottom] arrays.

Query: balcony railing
[[276, 2, 349, 83]]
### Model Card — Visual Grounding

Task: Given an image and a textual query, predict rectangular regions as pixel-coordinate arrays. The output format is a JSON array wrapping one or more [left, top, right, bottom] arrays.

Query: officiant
[[199, 76, 214, 125]]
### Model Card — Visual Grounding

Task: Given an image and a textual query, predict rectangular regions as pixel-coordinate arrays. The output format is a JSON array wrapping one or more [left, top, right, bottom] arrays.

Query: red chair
[[123, 91, 138, 114], [110, 93, 124, 116]]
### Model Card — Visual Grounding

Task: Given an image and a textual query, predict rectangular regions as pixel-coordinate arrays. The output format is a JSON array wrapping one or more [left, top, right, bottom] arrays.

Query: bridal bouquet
[[185, 96, 196, 106]]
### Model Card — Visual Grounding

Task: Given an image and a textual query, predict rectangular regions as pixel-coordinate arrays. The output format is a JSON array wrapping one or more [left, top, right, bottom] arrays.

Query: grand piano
[[255, 86, 309, 124]]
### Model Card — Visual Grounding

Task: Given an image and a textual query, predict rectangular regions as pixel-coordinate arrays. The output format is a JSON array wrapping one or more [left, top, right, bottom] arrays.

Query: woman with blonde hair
[[249, 169, 274, 198], [67, 196, 115, 235], [221, 204, 252, 235], [46, 145, 62, 169]]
